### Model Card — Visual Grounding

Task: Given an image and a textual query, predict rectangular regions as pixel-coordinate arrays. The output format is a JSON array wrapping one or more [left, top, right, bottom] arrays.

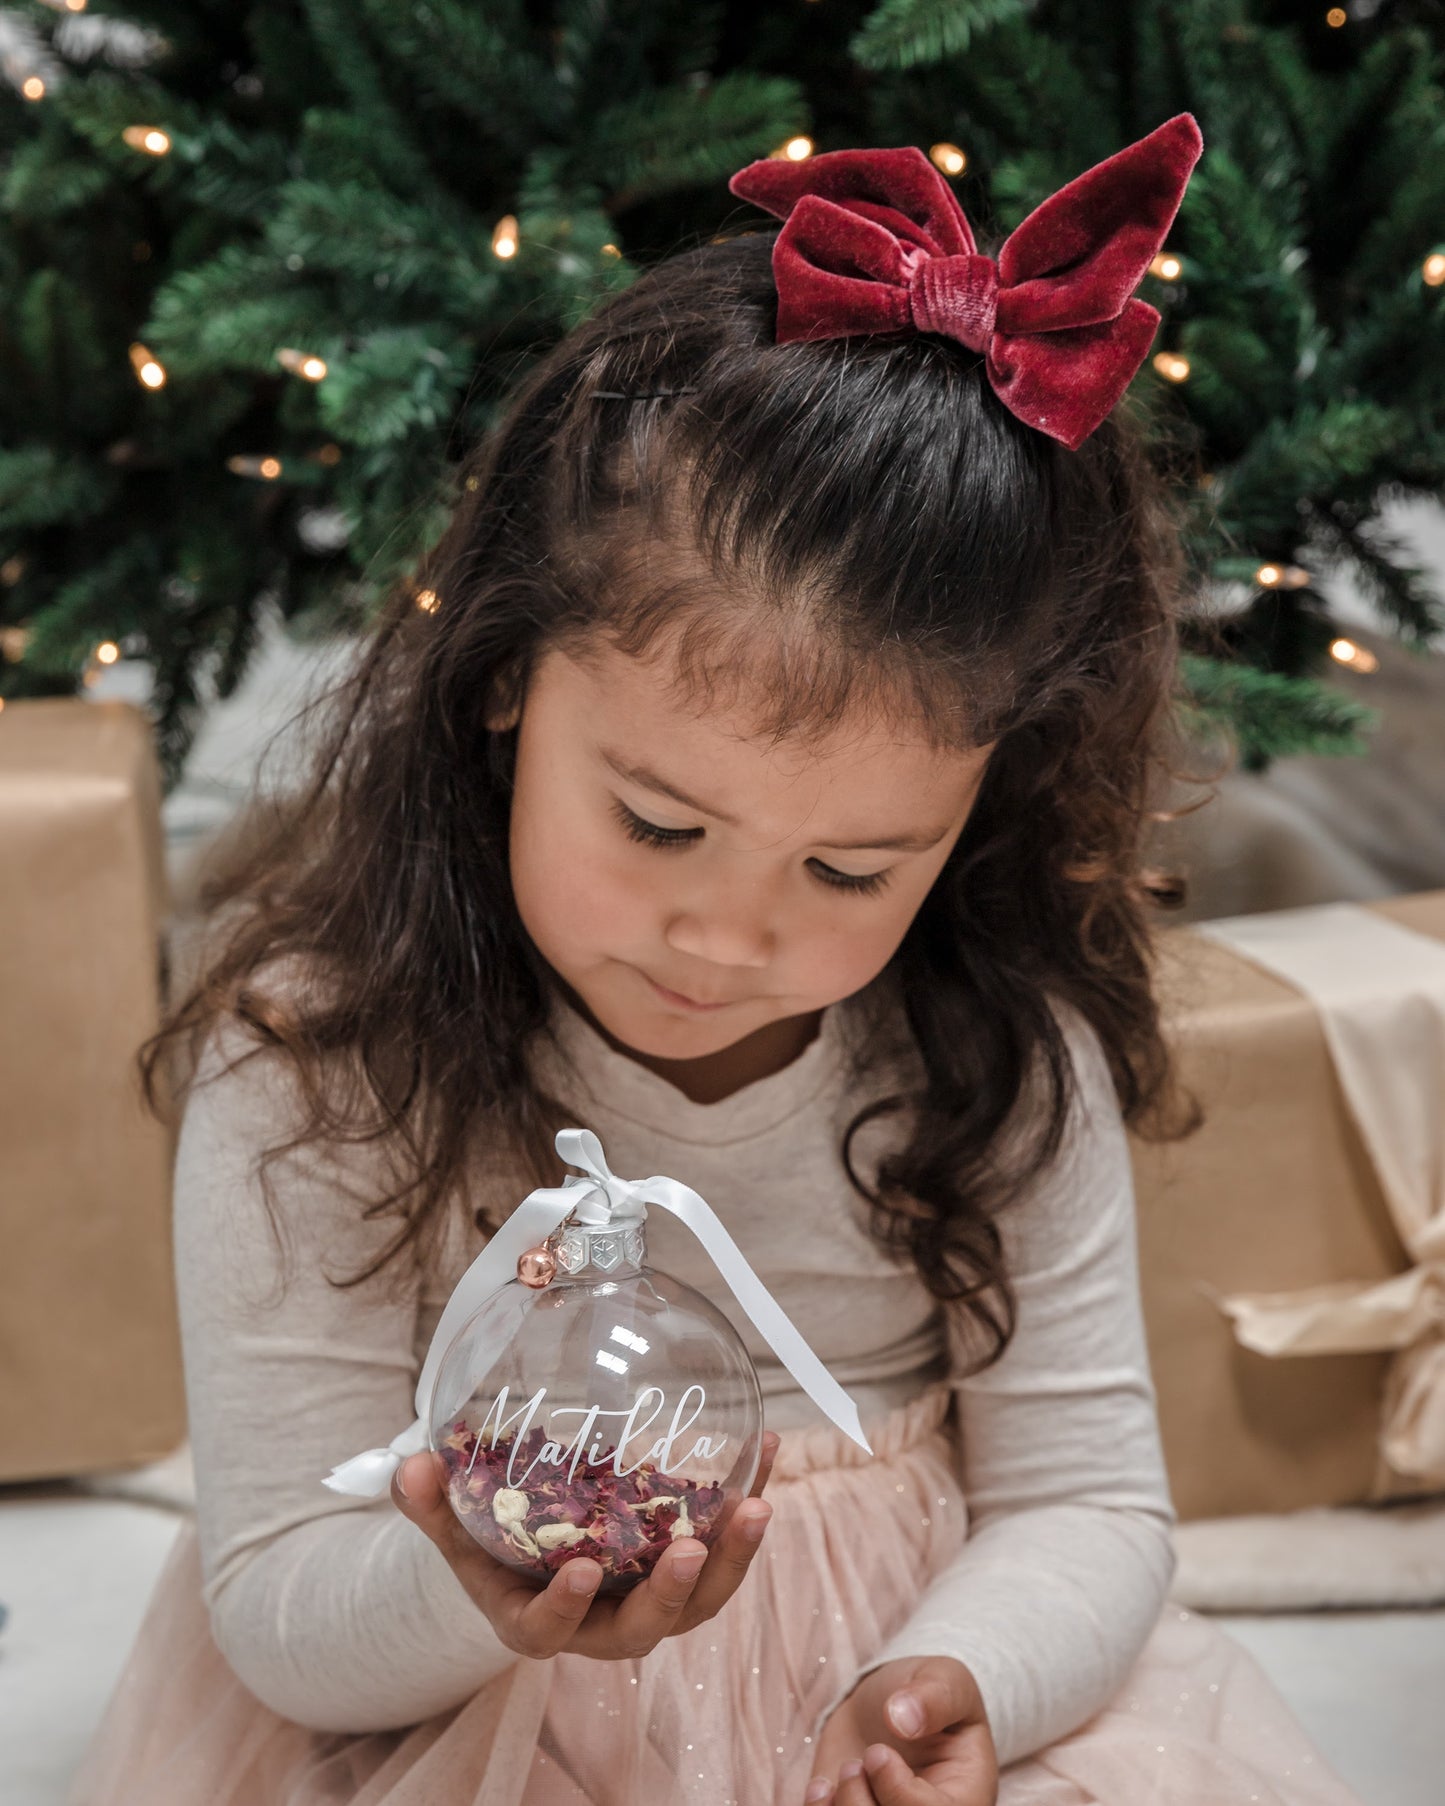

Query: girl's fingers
[[749, 1430, 782, 1496], [860, 1745, 995, 1806], [392, 1453, 604, 1657], [394, 1431, 785, 1662], [832, 1757, 880, 1806]]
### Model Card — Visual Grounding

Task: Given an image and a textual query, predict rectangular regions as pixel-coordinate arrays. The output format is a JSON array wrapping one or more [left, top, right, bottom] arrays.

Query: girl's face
[[496, 634, 992, 1077]]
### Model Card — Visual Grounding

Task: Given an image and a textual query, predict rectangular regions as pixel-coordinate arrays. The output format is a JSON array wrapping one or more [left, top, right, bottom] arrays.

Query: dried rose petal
[[437, 1417, 728, 1592]]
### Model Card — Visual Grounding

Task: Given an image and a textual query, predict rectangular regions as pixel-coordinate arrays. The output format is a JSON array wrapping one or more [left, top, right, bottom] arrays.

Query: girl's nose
[[663, 899, 774, 972]]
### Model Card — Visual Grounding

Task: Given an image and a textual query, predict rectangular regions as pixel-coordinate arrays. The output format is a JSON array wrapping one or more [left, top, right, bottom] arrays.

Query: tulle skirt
[[67, 1381, 1364, 1806]]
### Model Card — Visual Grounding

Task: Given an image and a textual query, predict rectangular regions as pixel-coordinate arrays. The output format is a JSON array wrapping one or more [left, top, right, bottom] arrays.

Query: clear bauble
[[427, 1214, 764, 1596]]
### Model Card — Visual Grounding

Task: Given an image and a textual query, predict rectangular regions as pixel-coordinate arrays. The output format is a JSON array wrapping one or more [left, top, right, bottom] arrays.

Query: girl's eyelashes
[[608, 797, 893, 897], [809, 862, 893, 898], [611, 796, 700, 849]]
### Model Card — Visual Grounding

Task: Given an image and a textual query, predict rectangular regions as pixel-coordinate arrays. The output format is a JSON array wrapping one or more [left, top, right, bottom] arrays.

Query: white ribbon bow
[[323, 1126, 873, 1496]]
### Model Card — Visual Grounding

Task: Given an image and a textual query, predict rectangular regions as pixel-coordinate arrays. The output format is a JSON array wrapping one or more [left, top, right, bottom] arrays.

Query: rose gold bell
[[516, 1245, 557, 1288]]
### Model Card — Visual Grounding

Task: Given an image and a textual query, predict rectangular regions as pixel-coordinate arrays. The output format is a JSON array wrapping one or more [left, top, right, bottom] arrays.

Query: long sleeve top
[[173, 964, 1177, 1769]]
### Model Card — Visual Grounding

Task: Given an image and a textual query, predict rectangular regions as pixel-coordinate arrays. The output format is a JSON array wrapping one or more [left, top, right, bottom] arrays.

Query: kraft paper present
[[1131, 891, 1445, 1522], [0, 697, 186, 1481]]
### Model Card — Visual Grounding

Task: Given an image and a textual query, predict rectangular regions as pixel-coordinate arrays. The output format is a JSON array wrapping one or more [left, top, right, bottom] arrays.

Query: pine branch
[[354, 0, 559, 143], [315, 326, 474, 448], [1306, 505, 1445, 644], [589, 72, 811, 212], [297, 0, 437, 199], [1178, 653, 1377, 768], [850, 0, 1034, 73], [144, 243, 335, 373], [0, 446, 116, 533]]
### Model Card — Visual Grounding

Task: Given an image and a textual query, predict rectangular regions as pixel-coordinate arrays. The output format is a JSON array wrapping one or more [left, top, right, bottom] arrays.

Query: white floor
[[1, 1478, 1441, 1805]]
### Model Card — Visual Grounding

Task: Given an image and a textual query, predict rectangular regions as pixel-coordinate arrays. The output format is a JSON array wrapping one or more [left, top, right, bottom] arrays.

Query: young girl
[[72, 118, 1367, 1806]]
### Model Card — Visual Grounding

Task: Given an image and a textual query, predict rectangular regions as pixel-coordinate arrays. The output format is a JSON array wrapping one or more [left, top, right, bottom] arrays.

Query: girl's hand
[[804, 1656, 998, 1806], [390, 1431, 779, 1661]]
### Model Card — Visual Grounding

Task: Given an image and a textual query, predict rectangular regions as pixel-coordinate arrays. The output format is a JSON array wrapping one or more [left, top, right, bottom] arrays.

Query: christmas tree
[[1, 0, 1441, 783]]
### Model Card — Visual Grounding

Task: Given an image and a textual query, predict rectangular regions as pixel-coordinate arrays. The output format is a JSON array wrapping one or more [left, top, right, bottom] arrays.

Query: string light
[[1152, 351, 1189, 383], [1254, 563, 1311, 588], [22, 77, 46, 101], [1423, 254, 1445, 288], [774, 136, 813, 162], [276, 347, 328, 381], [415, 588, 440, 613], [491, 215, 519, 258], [94, 641, 120, 665], [1149, 251, 1183, 281], [225, 455, 284, 479], [1, 558, 25, 586], [600, 243, 622, 259], [1330, 637, 1379, 672], [306, 443, 343, 466], [928, 143, 966, 176], [1325, 7, 1347, 27], [0, 625, 28, 661], [121, 126, 170, 156], [128, 342, 166, 389]]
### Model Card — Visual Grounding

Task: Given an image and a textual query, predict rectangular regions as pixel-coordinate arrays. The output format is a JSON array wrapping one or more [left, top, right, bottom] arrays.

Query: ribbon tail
[[644, 1177, 874, 1456], [322, 1417, 428, 1497], [319, 1182, 588, 1496]]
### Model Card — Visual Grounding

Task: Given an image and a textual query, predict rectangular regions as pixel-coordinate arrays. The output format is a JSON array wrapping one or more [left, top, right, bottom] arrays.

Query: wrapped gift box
[[0, 697, 186, 1481], [1131, 890, 1445, 1521]]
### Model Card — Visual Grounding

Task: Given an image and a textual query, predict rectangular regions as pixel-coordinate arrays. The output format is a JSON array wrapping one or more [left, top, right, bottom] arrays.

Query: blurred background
[[3, 1, 1445, 1802]]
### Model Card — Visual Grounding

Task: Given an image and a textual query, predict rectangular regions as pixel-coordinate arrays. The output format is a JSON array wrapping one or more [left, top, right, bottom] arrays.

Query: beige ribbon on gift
[[1195, 902, 1445, 1482]]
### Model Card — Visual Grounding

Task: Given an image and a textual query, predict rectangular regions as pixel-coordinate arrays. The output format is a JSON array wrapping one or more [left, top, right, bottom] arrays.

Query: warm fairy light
[[128, 343, 166, 388], [0, 624, 28, 660], [310, 442, 343, 466], [1256, 565, 1282, 586], [95, 641, 120, 665], [491, 215, 519, 258], [1330, 637, 1379, 672], [277, 347, 328, 381], [415, 588, 440, 614], [779, 137, 813, 162], [1152, 352, 1189, 383], [121, 126, 171, 155], [226, 454, 284, 479], [1423, 254, 1445, 287], [1325, 7, 1347, 26], [1, 557, 24, 586], [1149, 252, 1182, 281], [601, 243, 622, 258], [22, 77, 46, 101], [929, 143, 966, 176]]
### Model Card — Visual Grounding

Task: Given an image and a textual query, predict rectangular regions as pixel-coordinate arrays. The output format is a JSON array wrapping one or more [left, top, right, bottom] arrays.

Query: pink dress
[[68, 1381, 1363, 1806]]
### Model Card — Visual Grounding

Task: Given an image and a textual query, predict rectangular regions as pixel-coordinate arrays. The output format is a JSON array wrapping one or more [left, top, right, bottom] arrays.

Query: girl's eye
[[809, 862, 892, 898], [609, 798, 893, 897], [611, 797, 700, 849]]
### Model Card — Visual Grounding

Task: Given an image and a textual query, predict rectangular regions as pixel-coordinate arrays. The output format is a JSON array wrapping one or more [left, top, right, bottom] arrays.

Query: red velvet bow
[[727, 114, 1203, 452]]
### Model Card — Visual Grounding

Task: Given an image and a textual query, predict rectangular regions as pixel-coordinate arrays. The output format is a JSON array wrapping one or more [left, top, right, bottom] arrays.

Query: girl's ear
[[484, 668, 524, 733]]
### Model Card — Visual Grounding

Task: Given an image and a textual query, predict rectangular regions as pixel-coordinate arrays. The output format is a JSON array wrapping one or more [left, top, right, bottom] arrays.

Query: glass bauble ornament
[[428, 1212, 764, 1595], [321, 1128, 872, 1588]]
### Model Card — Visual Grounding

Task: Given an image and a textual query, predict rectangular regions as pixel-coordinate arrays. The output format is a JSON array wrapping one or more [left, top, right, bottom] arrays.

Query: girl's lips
[[641, 971, 735, 1012]]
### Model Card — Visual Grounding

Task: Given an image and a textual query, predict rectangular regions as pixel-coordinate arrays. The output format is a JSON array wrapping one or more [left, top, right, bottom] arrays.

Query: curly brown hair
[[140, 228, 1199, 1371]]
